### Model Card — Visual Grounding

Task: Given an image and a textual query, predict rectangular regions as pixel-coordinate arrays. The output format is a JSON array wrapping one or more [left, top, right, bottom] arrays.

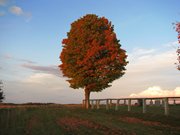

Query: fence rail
[[82, 97, 180, 116]]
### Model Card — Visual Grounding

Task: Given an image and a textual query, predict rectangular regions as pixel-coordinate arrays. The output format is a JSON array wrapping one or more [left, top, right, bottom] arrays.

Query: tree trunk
[[84, 88, 90, 109]]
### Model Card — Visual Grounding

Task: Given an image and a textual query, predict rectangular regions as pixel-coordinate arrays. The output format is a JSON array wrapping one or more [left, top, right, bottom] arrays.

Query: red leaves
[[102, 17, 108, 24], [59, 14, 128, 91], [176, 22, 180, 43], [175, 22, 180, 70], [62, 39, 68, 44]]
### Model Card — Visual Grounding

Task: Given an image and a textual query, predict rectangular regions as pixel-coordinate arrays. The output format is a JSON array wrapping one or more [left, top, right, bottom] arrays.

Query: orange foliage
[[59, 14, 128, 100]]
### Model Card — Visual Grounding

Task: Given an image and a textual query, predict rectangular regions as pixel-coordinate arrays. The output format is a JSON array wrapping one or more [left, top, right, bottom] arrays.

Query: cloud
[[21, 63, 62, 77], [1, 54, 36, 64], [4, 73, 83, 104], [24, 73, 59, 84], [19, 59, 36, 64], [127, 46, 177, 73], [0, 0, 8, 6], [0, 1, 32, 21], [163, 41, 179, 49], [132, 48, 156, 56], [23, 73, 66, 90], [127, 47, 156, 67], [9, 5, 32, 21], [9, 5, 23, 15], [129, 86, 180, 98]]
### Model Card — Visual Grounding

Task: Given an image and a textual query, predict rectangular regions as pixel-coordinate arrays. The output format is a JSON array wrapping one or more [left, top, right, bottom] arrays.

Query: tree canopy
[[59, 14, 128, 108]]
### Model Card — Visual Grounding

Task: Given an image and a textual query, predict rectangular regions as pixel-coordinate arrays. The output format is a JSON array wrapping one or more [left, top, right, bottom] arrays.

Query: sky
[[0, 0, 180, 104]]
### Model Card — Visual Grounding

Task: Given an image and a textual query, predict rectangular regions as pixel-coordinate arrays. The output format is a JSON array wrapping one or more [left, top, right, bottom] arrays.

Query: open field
[[0, 104, 180, 135]]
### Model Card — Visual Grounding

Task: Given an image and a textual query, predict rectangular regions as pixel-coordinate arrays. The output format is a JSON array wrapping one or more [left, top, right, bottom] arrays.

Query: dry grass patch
[[57, 117, 134, 135], [119, 117, 180, 130]]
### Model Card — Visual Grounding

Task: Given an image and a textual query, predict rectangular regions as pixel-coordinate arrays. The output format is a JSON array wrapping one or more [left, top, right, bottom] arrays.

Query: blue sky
[[0, 0, 180, 103]]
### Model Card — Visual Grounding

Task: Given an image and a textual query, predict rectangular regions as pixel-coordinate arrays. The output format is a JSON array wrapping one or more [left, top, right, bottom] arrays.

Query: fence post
[[91, 100, 94, 109], [142, 99, 146, 113], [173, 99, 176, 105], [115, 99, 119, 111], [82, 100, 85, 108], [110, 99, 112, 108], [96, 100, 100, 109], [106, 99, 109, 110], [124, 99, 126, 105], [162, 99, 165, 107], [149, 99, 153, 106], [128, 99, 131, 112], [164, 98, 169, 116]]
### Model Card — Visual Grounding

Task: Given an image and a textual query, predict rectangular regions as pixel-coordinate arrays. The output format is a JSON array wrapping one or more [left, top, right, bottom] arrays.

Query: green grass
[[0, 104, 180, 135]]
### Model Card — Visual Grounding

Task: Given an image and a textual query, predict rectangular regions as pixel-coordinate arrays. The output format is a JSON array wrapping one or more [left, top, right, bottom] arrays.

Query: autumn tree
[[175, 22, 180, 70], [0, 80, 5, 102], [59, 14, 128, 108]]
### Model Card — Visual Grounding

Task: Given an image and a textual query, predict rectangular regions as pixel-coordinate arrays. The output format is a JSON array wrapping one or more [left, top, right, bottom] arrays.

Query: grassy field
[[0, 104, 180, 135]]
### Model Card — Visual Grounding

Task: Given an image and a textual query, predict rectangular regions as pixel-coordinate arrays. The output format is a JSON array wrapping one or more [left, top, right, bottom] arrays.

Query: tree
[[0, 80, 5, 102], [59, 14, 128, 109], [175, 22, 180, 70]]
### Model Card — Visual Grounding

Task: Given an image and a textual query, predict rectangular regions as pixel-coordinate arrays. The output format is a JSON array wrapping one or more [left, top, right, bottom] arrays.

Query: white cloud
[[9, 6, 23, 15], [23, 73, 70, 91], [0, 1, 32, 21], [9, 5, 32, 21], [132, 48, 156, 56], [128, 48, 156, 61], [24, 73, 60, 85], [4, 73, 84, 104], [127, 46, 177, 73], [163, 41, 179, 49], [129, 86, 180, 98]]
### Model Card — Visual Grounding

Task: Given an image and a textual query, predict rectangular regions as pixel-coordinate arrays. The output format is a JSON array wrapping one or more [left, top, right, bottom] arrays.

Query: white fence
[[82, 97, 180, 116]]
